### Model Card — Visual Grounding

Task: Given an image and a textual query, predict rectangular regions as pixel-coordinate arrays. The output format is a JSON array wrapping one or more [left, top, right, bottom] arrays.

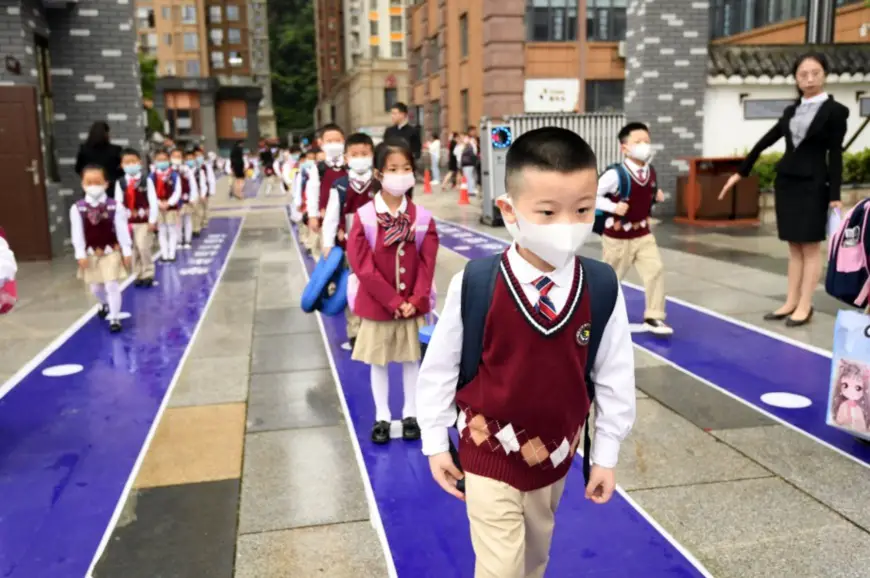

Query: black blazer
[[75, 142, 123, 184], [739, 95, 849, 201], [384, 123, 422, 158]]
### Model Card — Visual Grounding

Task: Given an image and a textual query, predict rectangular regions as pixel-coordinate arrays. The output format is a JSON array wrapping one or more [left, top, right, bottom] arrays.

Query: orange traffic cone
[[424, 169, 432, 194], [458, 175, 470, 205]]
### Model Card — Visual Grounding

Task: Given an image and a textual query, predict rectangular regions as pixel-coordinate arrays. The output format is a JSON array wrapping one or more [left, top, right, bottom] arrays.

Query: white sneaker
[[644, 319, 673, 336], [431, 180, 440, 185]]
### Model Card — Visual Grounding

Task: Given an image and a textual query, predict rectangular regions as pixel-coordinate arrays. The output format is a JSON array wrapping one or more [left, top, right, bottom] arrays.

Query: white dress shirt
[[113, 174, 159, 225], [596, 157, 651, 213], [322, 173, 376, 252], [69, 192, 134, 260], [179, 167, 200, 203], [0, 236, 16, 284], [152, 171, 182, 207], [304, 158, 344, 218], [416, 243, 636, 468], [203, 163, 217, 196]]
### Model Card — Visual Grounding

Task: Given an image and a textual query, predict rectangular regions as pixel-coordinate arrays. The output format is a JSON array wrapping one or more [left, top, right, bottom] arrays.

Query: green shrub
[[752, 148, 870, 190]]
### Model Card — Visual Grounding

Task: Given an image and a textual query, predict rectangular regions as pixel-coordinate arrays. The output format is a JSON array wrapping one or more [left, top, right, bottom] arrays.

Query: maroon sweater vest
[[456, 254, 592, 491], [338, 179, 380, 249], [123, 176, 149, 224], [603, 164, 657, 240], [176, 169, 192, 205], [76, 199, 119, 251], [319, 165, 347, 215]]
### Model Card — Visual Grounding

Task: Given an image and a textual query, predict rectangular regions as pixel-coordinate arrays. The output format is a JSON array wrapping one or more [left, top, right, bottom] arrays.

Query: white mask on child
[[84, 185, 105, 200], [381, 173, 415, 197], [630, 143, 652, 163], [501, 195, 593, 269], [348, 156, 373, 174], [322, 142, 344, 161]]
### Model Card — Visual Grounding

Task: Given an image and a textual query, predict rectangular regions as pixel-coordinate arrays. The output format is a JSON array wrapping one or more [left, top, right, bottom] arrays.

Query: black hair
[[505, 127, 597, 192], [170, 147, 183, 156], [317, 123, 344, 138], [391, 102, 408, 114], [290, 144, 302, 154], [792, 51, 829, 97], [153, 149, 169, 158], [120, 147, 141, 160], [81, 164, 107, 179], [375, 138, 415, 172], [85, 121, 110, 147], [345, 132, 375, 152], [432, 132, 440, 140], [617, 122, 650, 143], [309, 146, 322, 155]]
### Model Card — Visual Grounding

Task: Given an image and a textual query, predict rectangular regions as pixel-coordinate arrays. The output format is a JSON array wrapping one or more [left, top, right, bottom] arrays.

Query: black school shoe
[[644, 319, 673, 336], [371, 421, 391, 444], [402, 417, 421, 441], [97, 304, 109, 319], [109, 321, 122, 333]]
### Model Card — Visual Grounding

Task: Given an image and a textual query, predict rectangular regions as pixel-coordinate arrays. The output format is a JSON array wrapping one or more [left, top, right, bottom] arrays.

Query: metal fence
[[501, 113, 626, 173]]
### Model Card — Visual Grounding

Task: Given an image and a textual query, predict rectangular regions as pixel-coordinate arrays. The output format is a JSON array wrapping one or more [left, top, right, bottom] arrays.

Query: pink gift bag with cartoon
[[0, 227, 17, 314], [828, 310, 870, 441]]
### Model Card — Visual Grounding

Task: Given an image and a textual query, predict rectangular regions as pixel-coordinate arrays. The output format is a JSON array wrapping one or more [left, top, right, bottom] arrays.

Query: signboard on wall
[[523, 79, 580, 113]]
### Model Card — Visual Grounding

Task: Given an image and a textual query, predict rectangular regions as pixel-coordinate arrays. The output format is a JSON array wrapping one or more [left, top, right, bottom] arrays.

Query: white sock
[[158, 224, 169, 257], [90, 283, 107, 305], [105, 280, 122, 321], [370, 364, 391, 423], [183, 215, 193, 244], [169, 224, 179, 257], [401, 361, 419, 418]]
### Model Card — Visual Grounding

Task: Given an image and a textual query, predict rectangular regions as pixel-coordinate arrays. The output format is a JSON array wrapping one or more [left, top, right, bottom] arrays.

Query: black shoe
[[97, 304, 109, 319], [109, 321, 122, 333], [134, 279, 143, 287], [192, 232, 201, 238], [786, 308, 813, 327], [142, 278, 154, 288], [349, 337, 357, 350], [643, 319, 673, 336], [371, 421, 391, 444], [764, 309, 795, 321], [402, 417, 421, 441]]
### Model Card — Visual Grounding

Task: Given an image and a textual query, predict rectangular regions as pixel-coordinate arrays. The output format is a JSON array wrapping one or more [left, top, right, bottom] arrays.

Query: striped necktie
[[533, 276, 557, 321]]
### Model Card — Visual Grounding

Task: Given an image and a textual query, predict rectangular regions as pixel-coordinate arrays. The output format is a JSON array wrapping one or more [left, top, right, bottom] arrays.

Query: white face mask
[[501, 196, 593, 269], [629, 143, 652, 163], [322, 142, 344, 161], [171, 159, 182, 167], [84, 185, 105, 200], [348, 156, 373, 174], [381, 172, 415, 197]]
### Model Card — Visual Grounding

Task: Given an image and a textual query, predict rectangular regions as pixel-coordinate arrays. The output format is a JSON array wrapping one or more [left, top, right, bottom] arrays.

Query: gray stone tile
[[667, 287, 782, 315], [170, 356, 250, 408], [238, 427, 369, 533], [636, 365, 775, 430], [630, 477, 870, 578], [613, 400, 771, 491], [633, 347, 666, 370], [234, 521, 386, 578], [713, 425, 870, 531], [221, 268, 258, 283], [710, 269, 790, 297], [212, 280, 257, 303], [205, 300, 256, 326], [251, 333, 329, 374], [189, 324, 254, 360], [253, 307, 319, 336], [247, 370, 343, 432]]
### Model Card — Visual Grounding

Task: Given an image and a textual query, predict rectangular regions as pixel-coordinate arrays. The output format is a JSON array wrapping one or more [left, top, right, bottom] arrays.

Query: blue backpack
[[448, 253, 620, 491], [826, 198, 870, 308], [594, 163, 632, 235]]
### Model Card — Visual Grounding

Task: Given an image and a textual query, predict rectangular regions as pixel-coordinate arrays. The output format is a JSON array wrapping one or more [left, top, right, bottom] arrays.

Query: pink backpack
[[826, 199, 870, 308], [0, 228, 16, 315], [347, 201, 436, 314]]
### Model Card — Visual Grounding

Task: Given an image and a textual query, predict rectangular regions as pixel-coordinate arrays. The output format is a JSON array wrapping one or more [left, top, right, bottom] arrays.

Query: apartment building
[[315, 0, 409, 139], [136, 0, 276, 153]]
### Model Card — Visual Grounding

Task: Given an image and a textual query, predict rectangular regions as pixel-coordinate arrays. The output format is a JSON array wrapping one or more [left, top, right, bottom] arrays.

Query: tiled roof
[[708, 44, 870, 78]]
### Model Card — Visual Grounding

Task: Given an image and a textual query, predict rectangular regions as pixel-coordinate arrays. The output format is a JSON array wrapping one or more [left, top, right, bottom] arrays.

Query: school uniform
[[69, 191, 133, 328], [596, 159, 670, 333], [114, 172, 158, 284], [416, 245, 636, 578], [194, 161, 216, 234], [151, 169, 182, 260], [304, 159, 347, 259], [174, 165, 200, 248], [322, 172, 380, 342]]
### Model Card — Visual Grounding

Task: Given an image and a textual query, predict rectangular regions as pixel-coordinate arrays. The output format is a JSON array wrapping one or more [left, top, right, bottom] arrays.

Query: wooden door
[[0, 86, 50, 260]]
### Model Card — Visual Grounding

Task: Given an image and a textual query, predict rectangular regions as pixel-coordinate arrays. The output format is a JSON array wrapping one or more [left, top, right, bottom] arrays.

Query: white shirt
[[416, 243, 636, 469], [151, 170, 182, 206], [69, 192, 134, 260], [177, 166, 200, 203], [428, 139, 441, 157], [305, 158, 344, 217], [322, 172, 376, 252], [203, 162, 217, 196], [0, 236, 16, 284], [113, 174, 159, 225], [596, 157, 650, 213]]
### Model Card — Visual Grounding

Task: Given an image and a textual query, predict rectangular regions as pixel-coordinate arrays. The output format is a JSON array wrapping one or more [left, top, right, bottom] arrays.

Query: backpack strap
[[414, 206, 432, 251], [317, 160, 328, 179], [357, 202, 378, 249], [578, 256, 620, 483], [458, 253, 502, 388]]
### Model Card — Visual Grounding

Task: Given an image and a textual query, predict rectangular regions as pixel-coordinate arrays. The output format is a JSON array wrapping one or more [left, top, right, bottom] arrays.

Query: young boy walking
[[417, 127, 636, 578], [114, 148, 158, 287], [596, 122, 672, 335]]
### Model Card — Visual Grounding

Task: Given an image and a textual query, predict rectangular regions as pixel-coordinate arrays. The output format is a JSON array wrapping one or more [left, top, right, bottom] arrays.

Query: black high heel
[[785, 308, 814, 327], [763, 309, 795, 321]]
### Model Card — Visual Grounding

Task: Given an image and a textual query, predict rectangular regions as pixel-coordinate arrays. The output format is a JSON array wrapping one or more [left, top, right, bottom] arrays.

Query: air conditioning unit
[[617, 41, 626, 58]]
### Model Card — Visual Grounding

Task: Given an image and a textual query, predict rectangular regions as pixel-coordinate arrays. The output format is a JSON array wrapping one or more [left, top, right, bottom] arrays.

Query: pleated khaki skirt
[[352, 316, 424, 366], [78, 250, 128, 285]]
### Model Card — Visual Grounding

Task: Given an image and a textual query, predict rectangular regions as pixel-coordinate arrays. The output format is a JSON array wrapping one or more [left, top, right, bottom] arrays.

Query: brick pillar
[[624, 0, 709, 215], [481, 0, 525, 120], [438, 0, 448, 142]]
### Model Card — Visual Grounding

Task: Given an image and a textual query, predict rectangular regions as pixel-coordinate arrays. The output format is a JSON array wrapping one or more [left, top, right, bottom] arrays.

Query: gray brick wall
[[0, 0, 143, 256], [624, 0, 709, 215]]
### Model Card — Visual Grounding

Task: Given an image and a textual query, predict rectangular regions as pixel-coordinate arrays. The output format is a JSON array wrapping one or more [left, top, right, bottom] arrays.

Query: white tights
[[370, 362, 419, 423], [90, 280, 122, 321], [158, 222, 178, 259], [180, 214, 193, 245]]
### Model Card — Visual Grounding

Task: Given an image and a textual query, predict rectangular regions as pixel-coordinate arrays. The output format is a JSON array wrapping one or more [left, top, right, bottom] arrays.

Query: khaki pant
[[465, 472, 567, 578], [601, 233, 666, 320], [193, 197, 208, 233], [131, 223, 155, 280]]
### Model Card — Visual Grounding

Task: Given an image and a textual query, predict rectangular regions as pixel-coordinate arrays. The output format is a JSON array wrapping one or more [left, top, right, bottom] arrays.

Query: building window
[[460, 89, 469, 130], [183, 32, 198, 51], [226, 4, 240, 21], [228, 28, 242, 44], [209, 29, 224, 46], [459, 14, 468, 58], [211, 51, 225, 68], [384, 87, 398, 112], [527, 0, 579, 41], [710, 0, 851, 39], [861, 97, 870, 117], [161, 6, 170, 20], [585, 80, 624, 112], [228, 51, 244, 67], [371, 44, 380, 58], [34, 36, 59, 183], [391, 41, 403, 58], [330, 104, 337, 122], [181, 4, 196, 24], [137, 7, 155, 29], [742, 99, 794, 120], [412, 47, 423, 81], [164, 33, 172, 45], [371, 19, 379, 35], [209, 6, 221, 23], [390, 15, 402, 32], [232, 116, 247, 133], [586, 0, 626, 42], [165, 61, 176, 75], [185, 59, 200, 77], [428, 35, 439, 74], [431, 100, 441, 135], [390, 0, 402, 5]]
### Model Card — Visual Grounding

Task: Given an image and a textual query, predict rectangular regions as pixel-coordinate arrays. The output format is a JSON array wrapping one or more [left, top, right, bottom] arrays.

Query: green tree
[[269, 0, 318, 134], [138, 53, 163, 134]]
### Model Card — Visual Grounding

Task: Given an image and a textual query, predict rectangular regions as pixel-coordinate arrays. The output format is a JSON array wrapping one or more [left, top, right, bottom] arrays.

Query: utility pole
[[805, 0, 838, 44]]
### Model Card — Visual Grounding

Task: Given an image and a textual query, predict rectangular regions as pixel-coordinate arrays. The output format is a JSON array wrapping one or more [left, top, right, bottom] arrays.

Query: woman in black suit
[[719, 52, 849, 327], [75, 121, 123, 190], [229, 140, 246, 200]]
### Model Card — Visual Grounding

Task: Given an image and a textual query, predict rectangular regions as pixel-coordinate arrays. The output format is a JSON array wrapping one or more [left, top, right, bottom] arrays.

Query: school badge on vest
[[577, 323, 591, 346]]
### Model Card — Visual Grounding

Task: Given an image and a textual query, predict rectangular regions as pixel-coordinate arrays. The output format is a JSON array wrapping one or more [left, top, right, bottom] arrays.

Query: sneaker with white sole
[[644, 319, 673, 336]]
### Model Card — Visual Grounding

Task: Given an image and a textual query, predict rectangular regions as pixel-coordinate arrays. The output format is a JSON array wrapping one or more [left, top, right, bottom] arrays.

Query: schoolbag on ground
[[826, 198, 870, 308], [346, 202, 435, 314], [450, 253, 619, 490]]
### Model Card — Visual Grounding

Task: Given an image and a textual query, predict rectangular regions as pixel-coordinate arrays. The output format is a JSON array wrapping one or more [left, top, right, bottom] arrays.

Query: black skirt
[[773, 174, 829, 243], [231, 162, 245, 179]]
